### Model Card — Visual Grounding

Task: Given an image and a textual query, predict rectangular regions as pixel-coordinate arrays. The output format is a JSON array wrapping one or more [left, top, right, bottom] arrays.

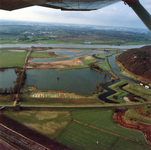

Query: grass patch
[[107, 80, 129, 103], [125, 109, 151, 124], [82, 55, 98, 65], [142, 105, 151, 115], [4, 110, 72, 139], [126, 41, 151, 45], [0, 52, 27, 68], [95, 62, 111, 71], [19, 86, 101, 105], [123, 83, 151, 101], [0, 47, 21, 50], [19, 95, 101, 105], [111, 138, 150, 150], [115, 60, 138, 79], [0, 94, 14, 103], [56, 121, 119, 150], [70, 109, 147, 145], [95, 54, 108, 59]]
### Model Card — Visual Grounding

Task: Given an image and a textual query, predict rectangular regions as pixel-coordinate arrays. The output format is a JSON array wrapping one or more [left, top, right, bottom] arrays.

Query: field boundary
[[73, 119, 149, 147]]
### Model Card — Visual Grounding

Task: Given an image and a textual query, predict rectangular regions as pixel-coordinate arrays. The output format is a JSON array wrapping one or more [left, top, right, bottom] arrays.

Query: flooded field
[[25, 68, 110, 96], [0, 68, 17, 89]]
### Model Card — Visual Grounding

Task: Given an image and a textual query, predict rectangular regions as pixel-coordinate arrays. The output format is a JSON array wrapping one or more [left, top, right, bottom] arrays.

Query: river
[[0, 44, 147, 49]]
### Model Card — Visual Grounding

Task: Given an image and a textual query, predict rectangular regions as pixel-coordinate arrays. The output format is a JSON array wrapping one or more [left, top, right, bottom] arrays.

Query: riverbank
[[115, 59, 151, 87]]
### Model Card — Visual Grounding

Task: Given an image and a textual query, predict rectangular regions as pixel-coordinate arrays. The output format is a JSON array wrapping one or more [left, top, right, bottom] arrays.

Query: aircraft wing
[[0, 0, 120, 11]]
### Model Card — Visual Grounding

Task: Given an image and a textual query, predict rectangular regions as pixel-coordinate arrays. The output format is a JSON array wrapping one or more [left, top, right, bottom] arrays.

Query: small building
[[145, 85, 149, 89], [123, 97, 131, 103]]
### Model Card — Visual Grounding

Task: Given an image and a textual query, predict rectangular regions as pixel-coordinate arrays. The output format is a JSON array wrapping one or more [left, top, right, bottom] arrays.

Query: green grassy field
[[125, 109, 151, 124], [110, 138, 151, 150], [70, 109, 147, 145], [4, 110, 72, 139], [57, 121, 150, 150], [0, 52, 28, 68], [95, 54, 108, 59], [0, 47, 21, 50], [126, 41, 151, 45], [142, 105, 151, 115], [57, 121, 120, 150], [82, 55, 98, 65], [95, 62, 111, 71], [3, 108, 150, 149]]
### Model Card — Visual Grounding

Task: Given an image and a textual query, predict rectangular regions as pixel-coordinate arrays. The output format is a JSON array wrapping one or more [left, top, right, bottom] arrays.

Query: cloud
[[0, 0, 150, 29]]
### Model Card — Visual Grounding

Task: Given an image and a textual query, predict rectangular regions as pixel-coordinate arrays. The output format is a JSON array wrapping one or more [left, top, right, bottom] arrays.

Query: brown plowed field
[[0, 114, 72, 150], [113, 110, 151, 145]]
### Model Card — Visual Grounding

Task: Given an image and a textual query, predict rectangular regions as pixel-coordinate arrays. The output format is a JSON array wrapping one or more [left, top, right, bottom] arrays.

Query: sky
[[0, 0, 151, 29]]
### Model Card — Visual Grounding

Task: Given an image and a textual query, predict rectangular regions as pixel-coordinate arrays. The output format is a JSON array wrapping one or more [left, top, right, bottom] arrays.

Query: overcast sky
[[0, 0, 151, 29]]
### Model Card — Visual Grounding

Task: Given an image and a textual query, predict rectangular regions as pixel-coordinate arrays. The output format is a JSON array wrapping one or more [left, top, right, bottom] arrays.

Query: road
[[1, 102, 151, 109]]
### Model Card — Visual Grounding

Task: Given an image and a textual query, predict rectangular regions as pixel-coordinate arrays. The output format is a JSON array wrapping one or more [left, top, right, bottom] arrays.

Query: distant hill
[[116, 45, 151, 81]]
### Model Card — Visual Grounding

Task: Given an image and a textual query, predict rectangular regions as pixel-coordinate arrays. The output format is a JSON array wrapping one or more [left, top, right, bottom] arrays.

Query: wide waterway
[[0, 44, 147, 49]]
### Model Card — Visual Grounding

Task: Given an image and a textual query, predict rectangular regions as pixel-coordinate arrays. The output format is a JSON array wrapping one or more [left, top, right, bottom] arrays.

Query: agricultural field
[[57, 122, 150, 150], [57, 121, 120, 150], [0, 21, 150, 45], [110, 138, 151, 150], [70, 109, 147, 145], [2, 107, 151, 150], [3, 109, 72, 139], [0, 52, 28, 68]]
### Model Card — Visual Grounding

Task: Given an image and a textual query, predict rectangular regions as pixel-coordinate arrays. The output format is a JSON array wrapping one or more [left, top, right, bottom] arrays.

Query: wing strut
[[123, 0, 151, 31]]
